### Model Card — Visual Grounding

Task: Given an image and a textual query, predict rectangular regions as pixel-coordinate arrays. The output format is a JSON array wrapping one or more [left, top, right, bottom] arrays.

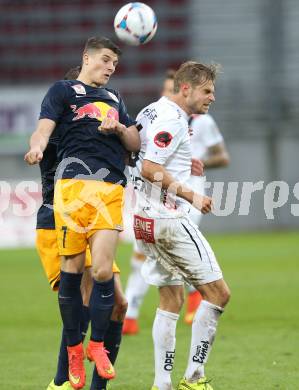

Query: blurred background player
[[26, 35, 140, 389], [36, 65, 128, 390], [123, 68, 230, 335]]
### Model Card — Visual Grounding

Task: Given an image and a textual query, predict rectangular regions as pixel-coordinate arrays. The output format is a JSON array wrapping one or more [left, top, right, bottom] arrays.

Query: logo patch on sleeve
[[154, 131, 173, 148], [71, 84, 86, 95]]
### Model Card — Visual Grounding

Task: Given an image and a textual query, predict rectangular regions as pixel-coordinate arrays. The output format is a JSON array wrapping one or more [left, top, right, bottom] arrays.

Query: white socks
[[125, 257, 149, 318], [184, 300, 224, 382], [152, 308, 179, 390]]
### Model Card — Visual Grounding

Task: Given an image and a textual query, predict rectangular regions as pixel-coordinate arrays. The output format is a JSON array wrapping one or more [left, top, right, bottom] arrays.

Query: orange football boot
[[86, 340, 115, 380], [67, 343, 85, 389], [122, 318, 139, 335]]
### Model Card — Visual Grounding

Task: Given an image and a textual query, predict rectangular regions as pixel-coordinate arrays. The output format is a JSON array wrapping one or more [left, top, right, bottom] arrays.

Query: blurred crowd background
[[0, 0, 298, 247]]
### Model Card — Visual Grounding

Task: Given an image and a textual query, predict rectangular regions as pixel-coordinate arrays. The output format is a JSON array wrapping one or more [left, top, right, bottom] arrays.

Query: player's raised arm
[[203, 141, 230, 168], [121, 124, 141, 152], [24, 118, 56, 165], [141, 159, 212, 214]]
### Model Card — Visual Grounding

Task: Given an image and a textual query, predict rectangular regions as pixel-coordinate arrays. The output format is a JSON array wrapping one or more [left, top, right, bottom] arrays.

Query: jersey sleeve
[[192, 115, 223, 148], [39, 81, 68, 122], [144, 119, 185, 164], [202, 115, 223, 147], [118, 94, 136, 128]]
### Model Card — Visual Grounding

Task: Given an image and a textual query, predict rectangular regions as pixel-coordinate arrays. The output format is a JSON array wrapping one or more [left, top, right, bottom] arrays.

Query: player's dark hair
[[83, 36, 122, 56], [173, 61, 220, 93], [165, 68, 176, 80], [64, 65, 81, 80]]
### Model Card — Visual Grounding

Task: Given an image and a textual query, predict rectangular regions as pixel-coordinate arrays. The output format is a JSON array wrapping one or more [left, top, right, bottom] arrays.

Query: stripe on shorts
[[185, 220, 214, 271], [181, 223, 202, 260]]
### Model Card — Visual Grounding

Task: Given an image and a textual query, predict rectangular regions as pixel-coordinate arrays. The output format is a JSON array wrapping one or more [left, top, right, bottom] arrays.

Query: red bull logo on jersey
[[70, 102, 119, 122]]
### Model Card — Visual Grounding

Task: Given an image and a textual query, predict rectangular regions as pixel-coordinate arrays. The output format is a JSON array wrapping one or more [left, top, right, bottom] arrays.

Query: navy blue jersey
[[36, 139, 58, 229], [39, 80, 135, 186]]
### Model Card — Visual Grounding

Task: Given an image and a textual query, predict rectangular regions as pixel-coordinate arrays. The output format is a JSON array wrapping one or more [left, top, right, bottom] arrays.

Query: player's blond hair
[[173, 61, 220, 93]]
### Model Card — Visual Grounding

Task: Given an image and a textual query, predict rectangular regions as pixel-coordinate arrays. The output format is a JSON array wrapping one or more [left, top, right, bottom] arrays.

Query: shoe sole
[[69, 378, 85, 390]]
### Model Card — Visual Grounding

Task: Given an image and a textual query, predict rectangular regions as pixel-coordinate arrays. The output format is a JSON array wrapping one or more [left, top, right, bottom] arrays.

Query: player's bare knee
[[220, 285, 231, 307], [161, 300, 182, 313], [216, 279, 231, 307], [91, 267, 113, 282], [212, 284, 230, 307], [198, 279, 230, 307]]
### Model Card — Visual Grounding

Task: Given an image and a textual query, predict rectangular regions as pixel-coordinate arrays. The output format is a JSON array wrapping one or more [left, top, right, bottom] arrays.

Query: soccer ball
[[114, 2, 157, 46]]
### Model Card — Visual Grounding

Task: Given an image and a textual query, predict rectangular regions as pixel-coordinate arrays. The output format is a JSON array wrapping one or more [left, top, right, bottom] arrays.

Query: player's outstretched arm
[[24, 118, 56, 165], [99, 119, 140, 152], [204, 142, 230, 168], [142, 159, 212, 214]]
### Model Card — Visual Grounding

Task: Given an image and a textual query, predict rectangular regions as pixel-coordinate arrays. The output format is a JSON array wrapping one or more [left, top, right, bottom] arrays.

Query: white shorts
[[134, 212, 223, 287], [187, 175, 205, 227], [188, 205, 203, 227]]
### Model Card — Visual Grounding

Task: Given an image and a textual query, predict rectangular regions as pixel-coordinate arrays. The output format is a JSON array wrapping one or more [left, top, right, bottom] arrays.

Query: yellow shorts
[[36, 228, 120, 291], [54, 179, 124, 256]]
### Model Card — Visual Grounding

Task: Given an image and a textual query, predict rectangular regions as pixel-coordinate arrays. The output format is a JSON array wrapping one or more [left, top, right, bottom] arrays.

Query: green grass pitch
[[1, 231, 299, 389]]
